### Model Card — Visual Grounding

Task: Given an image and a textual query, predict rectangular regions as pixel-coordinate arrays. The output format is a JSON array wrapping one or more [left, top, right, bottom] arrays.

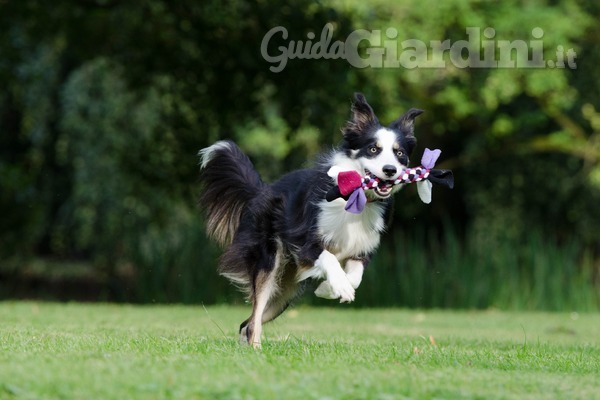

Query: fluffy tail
[[198, 140, 265, 247]]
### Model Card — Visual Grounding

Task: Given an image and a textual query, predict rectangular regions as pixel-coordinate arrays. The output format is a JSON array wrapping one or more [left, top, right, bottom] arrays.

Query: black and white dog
[[199, 93, 423, 347]]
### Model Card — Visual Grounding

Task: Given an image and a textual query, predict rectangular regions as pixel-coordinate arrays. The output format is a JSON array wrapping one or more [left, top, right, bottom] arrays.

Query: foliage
[[355, 226, 599, 311], [0, 0, 599, 306]]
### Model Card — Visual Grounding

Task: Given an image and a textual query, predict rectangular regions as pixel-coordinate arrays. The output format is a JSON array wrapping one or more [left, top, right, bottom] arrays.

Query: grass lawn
[[0, 302, 598, 399]]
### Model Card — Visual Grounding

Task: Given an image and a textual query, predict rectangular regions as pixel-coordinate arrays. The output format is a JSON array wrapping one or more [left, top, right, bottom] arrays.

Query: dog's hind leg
[[260, 265, 304, 325], [240, 265, 304, 345], [239, 247, 283, 348], [240, 270, 277, 348]]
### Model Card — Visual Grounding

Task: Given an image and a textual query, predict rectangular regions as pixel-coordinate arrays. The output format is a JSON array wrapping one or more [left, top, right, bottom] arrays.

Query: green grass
[[0, 302, 598, 399]]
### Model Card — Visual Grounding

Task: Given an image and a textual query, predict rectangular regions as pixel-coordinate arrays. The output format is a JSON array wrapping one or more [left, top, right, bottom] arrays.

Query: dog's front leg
[[314, 258, 364, 301], [344, 259, 364, 290], [313, 251, 355, 303], [299, 250, 355, 303]]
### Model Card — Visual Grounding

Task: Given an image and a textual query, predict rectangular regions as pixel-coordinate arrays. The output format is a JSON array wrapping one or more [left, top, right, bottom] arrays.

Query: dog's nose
[[382, 165, 397, 177]]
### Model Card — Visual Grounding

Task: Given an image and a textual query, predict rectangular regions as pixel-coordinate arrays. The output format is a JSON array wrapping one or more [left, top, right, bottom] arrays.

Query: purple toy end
[[344, 189, 367, 214], [421, 148, 441, 169]]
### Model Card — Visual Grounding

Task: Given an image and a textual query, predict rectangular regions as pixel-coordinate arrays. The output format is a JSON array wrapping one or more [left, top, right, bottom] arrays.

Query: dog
[[198, 93, 423, 347]]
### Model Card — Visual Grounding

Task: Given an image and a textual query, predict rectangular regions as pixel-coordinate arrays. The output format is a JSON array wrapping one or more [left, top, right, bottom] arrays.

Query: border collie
[[198, 93, 423, 347]]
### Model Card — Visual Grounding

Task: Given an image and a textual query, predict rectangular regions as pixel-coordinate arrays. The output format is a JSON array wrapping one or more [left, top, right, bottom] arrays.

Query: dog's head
[[340, 93, 423, 199]]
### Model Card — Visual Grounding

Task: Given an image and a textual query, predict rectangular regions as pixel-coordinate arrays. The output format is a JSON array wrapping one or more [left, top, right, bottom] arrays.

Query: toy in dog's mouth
[[326, 149, 454, 213], [364, 169, 396, 199]]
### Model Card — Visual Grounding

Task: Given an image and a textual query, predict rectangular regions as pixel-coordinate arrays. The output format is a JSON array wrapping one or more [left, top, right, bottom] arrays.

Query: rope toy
[[325, 148, 454, 213]]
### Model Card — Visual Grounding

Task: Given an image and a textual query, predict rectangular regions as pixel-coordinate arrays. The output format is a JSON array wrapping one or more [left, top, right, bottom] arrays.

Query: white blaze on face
[[360, 128, 404, 180]]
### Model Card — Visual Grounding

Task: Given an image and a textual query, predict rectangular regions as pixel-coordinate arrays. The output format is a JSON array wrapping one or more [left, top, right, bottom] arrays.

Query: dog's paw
[[327, 268, 355, 303], [346, 270, 363, 290], [344, 259, 364, 290], [310, 250, 355, 302], [346, 269, 363, 290], [314, 281, 337, 299], [338, 286, 355, 303], [239, 326, 249, 345]]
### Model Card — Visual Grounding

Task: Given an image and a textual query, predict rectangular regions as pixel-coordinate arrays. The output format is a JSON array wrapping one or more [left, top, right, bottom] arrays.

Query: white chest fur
[[317, 198, 386, 260]]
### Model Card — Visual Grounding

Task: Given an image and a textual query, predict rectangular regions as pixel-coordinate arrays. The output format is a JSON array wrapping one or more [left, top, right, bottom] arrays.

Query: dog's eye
[[369, 146, 378, 153], [396, 150, 404, 157]]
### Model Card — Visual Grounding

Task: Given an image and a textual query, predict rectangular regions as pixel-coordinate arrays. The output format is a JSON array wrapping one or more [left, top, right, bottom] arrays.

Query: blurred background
[[1, 0, 598, 310]]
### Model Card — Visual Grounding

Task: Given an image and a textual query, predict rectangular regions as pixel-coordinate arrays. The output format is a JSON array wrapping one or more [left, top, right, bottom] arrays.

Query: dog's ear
[[390, 108, 424, 137], [343, 93, 379, 136]]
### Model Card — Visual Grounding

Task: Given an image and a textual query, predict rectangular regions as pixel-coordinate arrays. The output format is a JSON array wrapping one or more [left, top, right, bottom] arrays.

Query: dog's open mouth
[[364, 169, 395, 198]]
